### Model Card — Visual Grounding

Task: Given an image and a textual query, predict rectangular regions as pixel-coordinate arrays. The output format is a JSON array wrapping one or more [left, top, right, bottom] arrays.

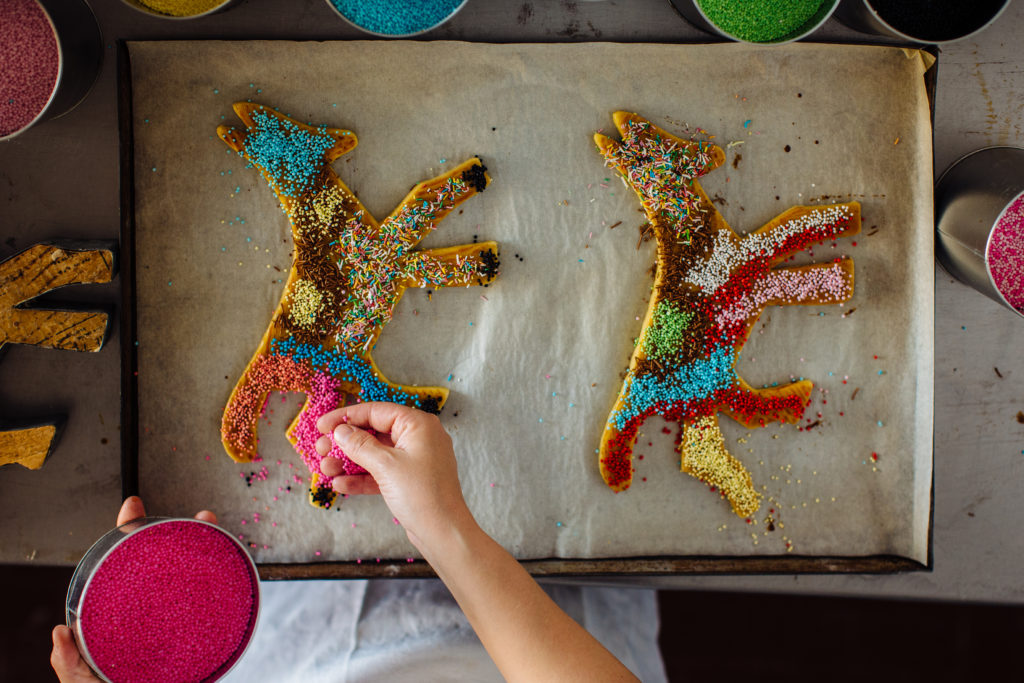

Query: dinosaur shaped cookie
[[595, 112, 860, 517], [218, 103, 499, 508]]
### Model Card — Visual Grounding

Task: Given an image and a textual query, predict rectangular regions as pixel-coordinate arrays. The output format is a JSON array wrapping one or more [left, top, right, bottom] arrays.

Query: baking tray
[[119, 40, 937, 578]]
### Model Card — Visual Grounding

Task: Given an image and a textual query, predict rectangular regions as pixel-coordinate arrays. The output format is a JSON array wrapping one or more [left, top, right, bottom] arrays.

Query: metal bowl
[[322, 0, 469, 38], [118, 0, 238, 20], [670, 0, 840, 44], [0, 0, 102, 142], [66, 516, 261, 683], [935, 147, 1024, 319], [834, 0, 1010, 44]]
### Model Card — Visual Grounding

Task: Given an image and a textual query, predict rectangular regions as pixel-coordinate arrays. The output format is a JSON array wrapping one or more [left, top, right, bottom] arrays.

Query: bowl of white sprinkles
[[324, 0, 468, 38]]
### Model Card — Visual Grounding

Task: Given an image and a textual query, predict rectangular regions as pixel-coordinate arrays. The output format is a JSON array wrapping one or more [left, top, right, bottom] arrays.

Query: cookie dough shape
[[595, 112, 860, 518], [218, 103, 499, 509], [0, 242, 115, 470]]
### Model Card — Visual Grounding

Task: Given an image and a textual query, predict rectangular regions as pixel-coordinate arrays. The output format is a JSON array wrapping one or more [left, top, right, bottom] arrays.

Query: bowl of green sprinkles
[[119, 0, 237, 20], [672, 0, 840, 45], [324, 0, 468, 38]]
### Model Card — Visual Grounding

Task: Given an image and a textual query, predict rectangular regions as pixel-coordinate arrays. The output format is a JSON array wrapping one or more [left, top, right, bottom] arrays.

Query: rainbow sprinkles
[[595, 112, 860, 518], [218, 103, 499, 509]]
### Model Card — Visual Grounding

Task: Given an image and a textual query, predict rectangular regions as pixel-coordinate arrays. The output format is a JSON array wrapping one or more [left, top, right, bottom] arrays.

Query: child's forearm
[[419, 517, 639, 683], [317, 405, 640, 680]]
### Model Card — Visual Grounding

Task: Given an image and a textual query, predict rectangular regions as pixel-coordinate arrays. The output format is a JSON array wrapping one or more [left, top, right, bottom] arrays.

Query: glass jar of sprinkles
[[66, 517, 261, 683], [323, 0, 469, 38], [119, 0, 238, 20], [0, 0, 102, 142], [936, 147, 1024, 320], [670, 0, 840, 45]]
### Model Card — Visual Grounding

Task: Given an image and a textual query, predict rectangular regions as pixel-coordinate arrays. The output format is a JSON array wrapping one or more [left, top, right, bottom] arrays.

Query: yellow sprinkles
[[301, 185, 351, 239], [136, 0, 225, 17], [286, 279, 329, 329], [680, 416, 761, 517]]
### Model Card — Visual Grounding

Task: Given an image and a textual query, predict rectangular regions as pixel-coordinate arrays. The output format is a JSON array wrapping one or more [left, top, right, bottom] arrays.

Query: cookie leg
[[720, 379, 813, 429], [400, 242, 500, 289], [751, 202, 861, 264], [222, 353, 323, 462], [384, 158, 491, 249], [599, 413, 645, 492], [679, 415, 761, 518]]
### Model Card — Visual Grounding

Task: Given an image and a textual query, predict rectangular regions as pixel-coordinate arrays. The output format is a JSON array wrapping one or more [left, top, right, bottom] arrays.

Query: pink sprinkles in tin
[[0, 0, 59, 137], [79, 520, 258, 683], [988, 192, 1024, 312]]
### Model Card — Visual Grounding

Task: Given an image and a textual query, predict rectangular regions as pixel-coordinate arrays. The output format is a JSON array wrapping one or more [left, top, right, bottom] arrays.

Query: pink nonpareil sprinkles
[[0, 0, 59, 137], [988, 193, 1024, 312], [321, 427, 374, 476], [715, 262, 852, 328], [222, 354, 367, 483], [78, 521, 257, 683]]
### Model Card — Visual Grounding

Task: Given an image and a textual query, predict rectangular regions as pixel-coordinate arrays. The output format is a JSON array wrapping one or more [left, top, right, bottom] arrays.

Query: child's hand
[[317, 404, 640, 682], [315, 402, 475, 552], [51, 497, 217, 683]]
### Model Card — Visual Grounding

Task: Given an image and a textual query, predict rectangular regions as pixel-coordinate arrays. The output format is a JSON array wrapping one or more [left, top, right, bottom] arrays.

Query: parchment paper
[[131, 41, 933, 566]]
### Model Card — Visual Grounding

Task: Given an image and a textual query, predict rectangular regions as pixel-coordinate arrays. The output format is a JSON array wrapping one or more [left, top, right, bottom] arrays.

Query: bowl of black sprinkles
[[323, 0, 469, 38], [834, 0, 1010, 43]]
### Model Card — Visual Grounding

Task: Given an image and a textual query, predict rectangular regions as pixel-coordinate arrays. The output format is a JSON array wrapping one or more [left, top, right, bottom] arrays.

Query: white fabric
[[223, 579, 666, 682]]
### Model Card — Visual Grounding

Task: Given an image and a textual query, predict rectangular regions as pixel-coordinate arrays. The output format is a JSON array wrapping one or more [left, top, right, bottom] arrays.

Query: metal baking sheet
[[123, 40, 934, 576]]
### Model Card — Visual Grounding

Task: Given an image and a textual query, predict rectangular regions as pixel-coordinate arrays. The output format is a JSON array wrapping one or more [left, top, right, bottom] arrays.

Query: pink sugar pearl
[[325, 426, 373, 476], [79, 521, 258, 683], [989, 193, 1024, 312], [0, 0, 60, 137]]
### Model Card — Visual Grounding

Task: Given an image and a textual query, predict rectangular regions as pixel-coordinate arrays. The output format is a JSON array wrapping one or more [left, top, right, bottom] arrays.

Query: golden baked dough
[[0, 243, 113, 471], [0, 423, 59, 470], [0, 243, 113, 353]]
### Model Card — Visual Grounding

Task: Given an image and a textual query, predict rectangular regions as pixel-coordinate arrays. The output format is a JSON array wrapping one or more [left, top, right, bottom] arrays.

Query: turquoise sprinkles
[[232, 108, 349, 198]]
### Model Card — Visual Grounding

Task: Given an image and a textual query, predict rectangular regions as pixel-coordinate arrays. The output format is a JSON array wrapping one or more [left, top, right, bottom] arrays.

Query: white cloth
[[223, 579, 666, 682]]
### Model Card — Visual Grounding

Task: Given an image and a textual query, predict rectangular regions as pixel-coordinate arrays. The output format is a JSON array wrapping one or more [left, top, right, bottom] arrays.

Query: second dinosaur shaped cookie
[[595, 112, 860, 518]]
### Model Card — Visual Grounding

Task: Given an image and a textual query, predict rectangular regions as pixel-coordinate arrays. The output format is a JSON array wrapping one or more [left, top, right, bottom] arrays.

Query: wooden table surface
[[1, 0, 1021, 603]]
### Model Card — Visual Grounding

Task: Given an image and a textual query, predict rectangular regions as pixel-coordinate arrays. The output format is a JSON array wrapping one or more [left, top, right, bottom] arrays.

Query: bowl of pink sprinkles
[[987, 191, 1024, 317], [1, 0, 103, 141], [0, 0, 60, 140], [67, 517, 260, 683]]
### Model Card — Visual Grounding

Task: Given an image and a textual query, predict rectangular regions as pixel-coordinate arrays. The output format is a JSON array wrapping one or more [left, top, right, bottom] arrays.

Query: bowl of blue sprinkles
[[325, 0, 468, 38]]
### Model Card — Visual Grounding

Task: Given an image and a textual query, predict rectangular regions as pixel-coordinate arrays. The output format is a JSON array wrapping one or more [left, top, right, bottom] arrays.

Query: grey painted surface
[[1, 0, 1022, 602]]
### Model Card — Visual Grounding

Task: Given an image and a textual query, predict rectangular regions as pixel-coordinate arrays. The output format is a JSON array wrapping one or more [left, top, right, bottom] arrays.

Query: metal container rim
[[688, 0, 841, 45], [935, 145, 1024, 189], [117, 0, 237, 21], [68, 516, 261, 683], [983, 188, 1024, 319], [0, 0, 63, 143], [320, 0, 469, 39], [856, 0, 1012, 45]]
